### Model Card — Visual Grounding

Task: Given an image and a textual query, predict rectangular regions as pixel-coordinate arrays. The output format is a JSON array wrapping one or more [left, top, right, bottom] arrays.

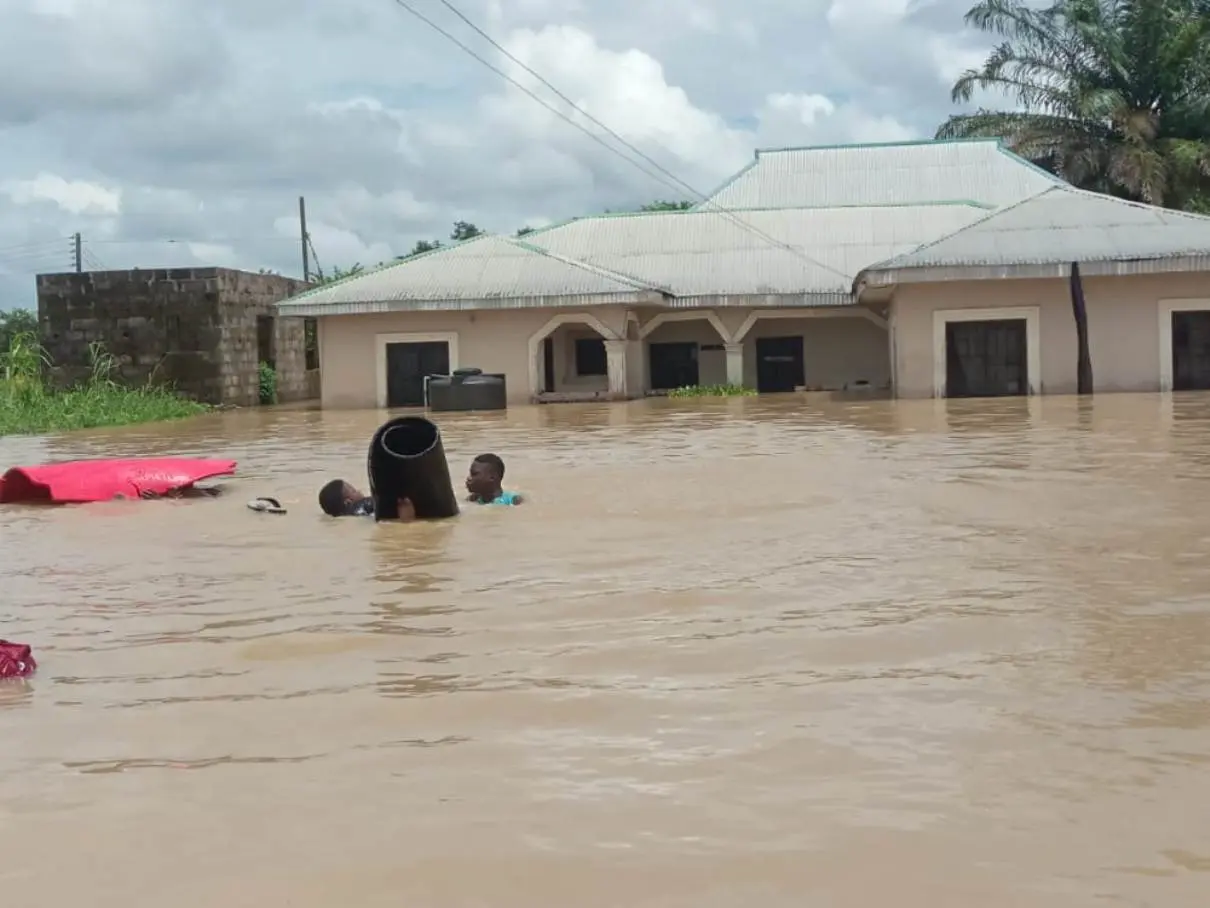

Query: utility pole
[[73, 232, 82, 273], [298, 196, 310, 282]]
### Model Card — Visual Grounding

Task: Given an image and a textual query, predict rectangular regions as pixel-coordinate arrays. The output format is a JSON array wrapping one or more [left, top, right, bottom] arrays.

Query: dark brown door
[[542, 337, 556, 392], [945, 319, 1028, 397], [385, 341, 450, 407], [649, 342, 699, 390], [1172, 311, 1210, 391], [754, 336, 805, 392]]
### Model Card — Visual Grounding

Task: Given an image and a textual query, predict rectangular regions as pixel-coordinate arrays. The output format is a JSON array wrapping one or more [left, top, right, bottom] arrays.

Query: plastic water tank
[[428, 367, 507, 412]]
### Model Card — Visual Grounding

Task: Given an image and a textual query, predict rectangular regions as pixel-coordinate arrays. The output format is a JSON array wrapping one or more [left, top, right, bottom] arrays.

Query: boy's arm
[[394, 497, 417, 522]]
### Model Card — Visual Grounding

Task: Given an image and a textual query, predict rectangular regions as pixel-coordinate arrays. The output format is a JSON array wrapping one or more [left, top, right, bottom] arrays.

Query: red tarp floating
[[0, 458, 237, 504]]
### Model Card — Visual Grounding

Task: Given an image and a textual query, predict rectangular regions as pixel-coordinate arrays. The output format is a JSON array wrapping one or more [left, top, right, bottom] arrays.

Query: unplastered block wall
[[38, 268, 225, 400], [214, 269, 309, 406]]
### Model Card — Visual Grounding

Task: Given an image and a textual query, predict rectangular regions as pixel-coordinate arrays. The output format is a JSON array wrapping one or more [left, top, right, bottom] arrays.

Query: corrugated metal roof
[[530, 203, 989, 304], [700, 138, 1063, 211], [857, 187, 1210, 284], [277, 234, 666, 316]]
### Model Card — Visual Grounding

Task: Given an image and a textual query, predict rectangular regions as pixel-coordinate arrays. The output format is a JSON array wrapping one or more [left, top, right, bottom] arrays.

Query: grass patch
[[0, 331, 211, 436], [665, 383, 756, 399]]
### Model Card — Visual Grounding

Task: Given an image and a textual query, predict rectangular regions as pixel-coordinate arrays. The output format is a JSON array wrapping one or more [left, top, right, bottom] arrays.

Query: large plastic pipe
[[367, 416, 460, 521]]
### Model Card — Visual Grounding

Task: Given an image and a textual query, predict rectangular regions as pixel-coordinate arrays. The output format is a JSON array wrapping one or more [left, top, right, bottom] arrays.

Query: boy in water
[[465, 453, 523, 505], [318, 479, 415, 520]]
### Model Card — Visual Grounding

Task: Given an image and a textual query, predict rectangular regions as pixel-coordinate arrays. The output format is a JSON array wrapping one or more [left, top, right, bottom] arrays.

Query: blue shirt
[[476, 490, 520, 505]]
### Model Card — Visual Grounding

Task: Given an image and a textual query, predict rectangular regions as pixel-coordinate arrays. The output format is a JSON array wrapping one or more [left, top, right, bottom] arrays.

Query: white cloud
[[0, 0, 998, 309], [2, 173, 121, 215]]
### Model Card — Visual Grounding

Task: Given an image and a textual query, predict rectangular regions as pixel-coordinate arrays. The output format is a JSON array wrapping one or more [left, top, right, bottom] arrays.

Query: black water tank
[[428, 367, 507, 412]]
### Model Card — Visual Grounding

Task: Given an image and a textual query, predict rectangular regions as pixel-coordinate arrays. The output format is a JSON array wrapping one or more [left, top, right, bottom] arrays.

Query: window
[[574, 337, 607, 376], [304, 318, 319, 371]]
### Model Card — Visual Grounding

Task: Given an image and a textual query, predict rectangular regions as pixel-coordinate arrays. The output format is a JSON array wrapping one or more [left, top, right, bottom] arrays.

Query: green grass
[[0, 331, 211, 436], [665, 383, 756, 399]]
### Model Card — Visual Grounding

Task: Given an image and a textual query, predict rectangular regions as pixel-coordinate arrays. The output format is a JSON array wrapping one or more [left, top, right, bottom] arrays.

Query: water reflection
[[3, 393, 1210, 906]]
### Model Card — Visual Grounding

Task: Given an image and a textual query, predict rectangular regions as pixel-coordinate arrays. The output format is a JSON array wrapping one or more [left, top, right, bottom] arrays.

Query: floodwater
[[3, 394, 1210, 907]]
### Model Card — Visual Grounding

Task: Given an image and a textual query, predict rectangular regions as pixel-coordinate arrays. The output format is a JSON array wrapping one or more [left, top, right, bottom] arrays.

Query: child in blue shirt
[[465, 453, 522, 506]]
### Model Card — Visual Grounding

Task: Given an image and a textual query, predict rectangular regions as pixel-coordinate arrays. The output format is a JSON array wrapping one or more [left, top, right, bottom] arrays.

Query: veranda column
[[725, 343, 744, 387], [605, 339, 629, 398]]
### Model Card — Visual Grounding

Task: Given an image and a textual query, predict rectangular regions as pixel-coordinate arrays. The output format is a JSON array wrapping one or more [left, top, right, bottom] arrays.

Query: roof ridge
[[851, 186, 1063, 286], [504, 236, 672, 294], [753, 137, 1003, 156], [1056, 185, 1210, 223], [284, 232, 499, 302]]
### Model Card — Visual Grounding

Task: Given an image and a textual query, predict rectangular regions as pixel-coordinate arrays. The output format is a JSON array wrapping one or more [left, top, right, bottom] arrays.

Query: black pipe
[[366, 416, 459, 521]]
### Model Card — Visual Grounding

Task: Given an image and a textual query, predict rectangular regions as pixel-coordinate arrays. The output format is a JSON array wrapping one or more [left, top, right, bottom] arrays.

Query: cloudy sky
[[0, 0, 997, 310]]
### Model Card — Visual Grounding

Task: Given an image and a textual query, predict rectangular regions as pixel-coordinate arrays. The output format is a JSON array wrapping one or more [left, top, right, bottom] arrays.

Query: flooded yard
[[3, 394, 1210, 907]]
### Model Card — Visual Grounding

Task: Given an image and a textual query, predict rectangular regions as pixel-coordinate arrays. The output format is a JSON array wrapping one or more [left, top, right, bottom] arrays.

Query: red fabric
[[0, 458, 237, 504], [0, 641, 35, 678]]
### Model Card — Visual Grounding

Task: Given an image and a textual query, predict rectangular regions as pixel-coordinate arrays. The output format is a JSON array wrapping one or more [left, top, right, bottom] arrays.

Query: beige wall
[[317, 304, 891, 407], [891, 272, 1210, 398], [740, 316, 889, 390], [320, 308, 564, 408]]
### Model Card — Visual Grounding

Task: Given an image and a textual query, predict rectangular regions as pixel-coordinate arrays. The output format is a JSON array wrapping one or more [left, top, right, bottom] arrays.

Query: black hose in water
[[367, 416, 460, 521]]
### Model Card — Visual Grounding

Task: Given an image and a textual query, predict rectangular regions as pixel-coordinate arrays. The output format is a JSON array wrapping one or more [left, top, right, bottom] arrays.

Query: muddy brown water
[[3, 394, 1210, 907]]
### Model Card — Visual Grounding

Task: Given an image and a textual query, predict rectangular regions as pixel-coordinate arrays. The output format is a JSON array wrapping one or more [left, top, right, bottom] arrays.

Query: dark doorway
[[649, 342, 699, 390], [542, 337, 556, 392], [1172, 311, 1210, 391], [385, 341, 450, 407], [256, 315, 276, 368], [755, 336, 805, 393], [945, 318, 1028, 398]]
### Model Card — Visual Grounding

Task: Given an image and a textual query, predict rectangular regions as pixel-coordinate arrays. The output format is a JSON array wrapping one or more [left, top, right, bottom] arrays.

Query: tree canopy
[[936, 0, 1210, 211], [0, 307, 37, 351]]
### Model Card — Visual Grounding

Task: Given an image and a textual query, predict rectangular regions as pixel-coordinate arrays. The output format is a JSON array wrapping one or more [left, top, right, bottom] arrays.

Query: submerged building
[[276, 138, 1210, 407]]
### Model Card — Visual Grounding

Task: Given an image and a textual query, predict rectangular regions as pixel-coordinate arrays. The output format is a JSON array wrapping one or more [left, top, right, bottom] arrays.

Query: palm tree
[[936, 0, 1210, 211]]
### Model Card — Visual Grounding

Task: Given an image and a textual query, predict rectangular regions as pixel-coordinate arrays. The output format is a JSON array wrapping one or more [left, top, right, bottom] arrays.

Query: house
[[276, 138, 1210, 407], [39, 267, 320, 406]]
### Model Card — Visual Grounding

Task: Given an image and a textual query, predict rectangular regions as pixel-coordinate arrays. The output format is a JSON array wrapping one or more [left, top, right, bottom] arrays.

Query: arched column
[[527, 312, 624, 398]]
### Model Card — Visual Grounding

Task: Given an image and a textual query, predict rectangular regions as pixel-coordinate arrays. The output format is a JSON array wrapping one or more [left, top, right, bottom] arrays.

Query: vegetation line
[[0, 331, 210, 437]]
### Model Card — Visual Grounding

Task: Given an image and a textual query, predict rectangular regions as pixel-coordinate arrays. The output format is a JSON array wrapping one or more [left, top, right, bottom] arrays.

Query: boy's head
[[466, 453, 504, 497], [318, 478, 362, 516]]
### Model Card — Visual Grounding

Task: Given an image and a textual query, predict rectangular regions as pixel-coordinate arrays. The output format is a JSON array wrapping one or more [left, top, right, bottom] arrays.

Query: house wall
[[37, 267, 314, 406], [740, 316, 890, 390], [317, 304, 891, 408], [318, 307, 618, 408], [891, 272, 1210, 397]]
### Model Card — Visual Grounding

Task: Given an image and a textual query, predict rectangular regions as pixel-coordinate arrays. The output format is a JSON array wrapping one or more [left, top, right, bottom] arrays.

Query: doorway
[[649, 341, 699, 390], [755, 336, 805, 392], [542, 337, 556, 392], [385, 341, 450, 407], [945, 318, 1028, 397], [1172, 310, 1210, 390]]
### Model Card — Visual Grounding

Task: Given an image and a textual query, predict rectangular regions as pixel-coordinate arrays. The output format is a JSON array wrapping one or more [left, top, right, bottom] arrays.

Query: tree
[[935, 0, 1210, 211], [0, 307, 37, 352], [409, 239, 443, 256], [450, 221, 482, 241], [515, 226, 534, 236], [639, 200, 692, 211], [314, 264, 364, 285]]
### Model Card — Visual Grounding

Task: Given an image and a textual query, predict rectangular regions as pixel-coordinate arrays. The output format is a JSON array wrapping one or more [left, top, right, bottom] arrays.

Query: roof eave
[[668, 291, 854, 308], [856, 254, 1210, 289], [276, 289, 668, 317]]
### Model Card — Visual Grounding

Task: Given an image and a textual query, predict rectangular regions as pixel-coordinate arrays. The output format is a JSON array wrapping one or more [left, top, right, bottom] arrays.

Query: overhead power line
[[388, 0, 850, 281]]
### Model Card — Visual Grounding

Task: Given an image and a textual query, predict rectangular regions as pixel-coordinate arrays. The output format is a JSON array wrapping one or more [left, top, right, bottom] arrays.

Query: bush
[[258, 361, 277, 404], [665, 384, 756, 398], [0, 332, 210, 436]]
